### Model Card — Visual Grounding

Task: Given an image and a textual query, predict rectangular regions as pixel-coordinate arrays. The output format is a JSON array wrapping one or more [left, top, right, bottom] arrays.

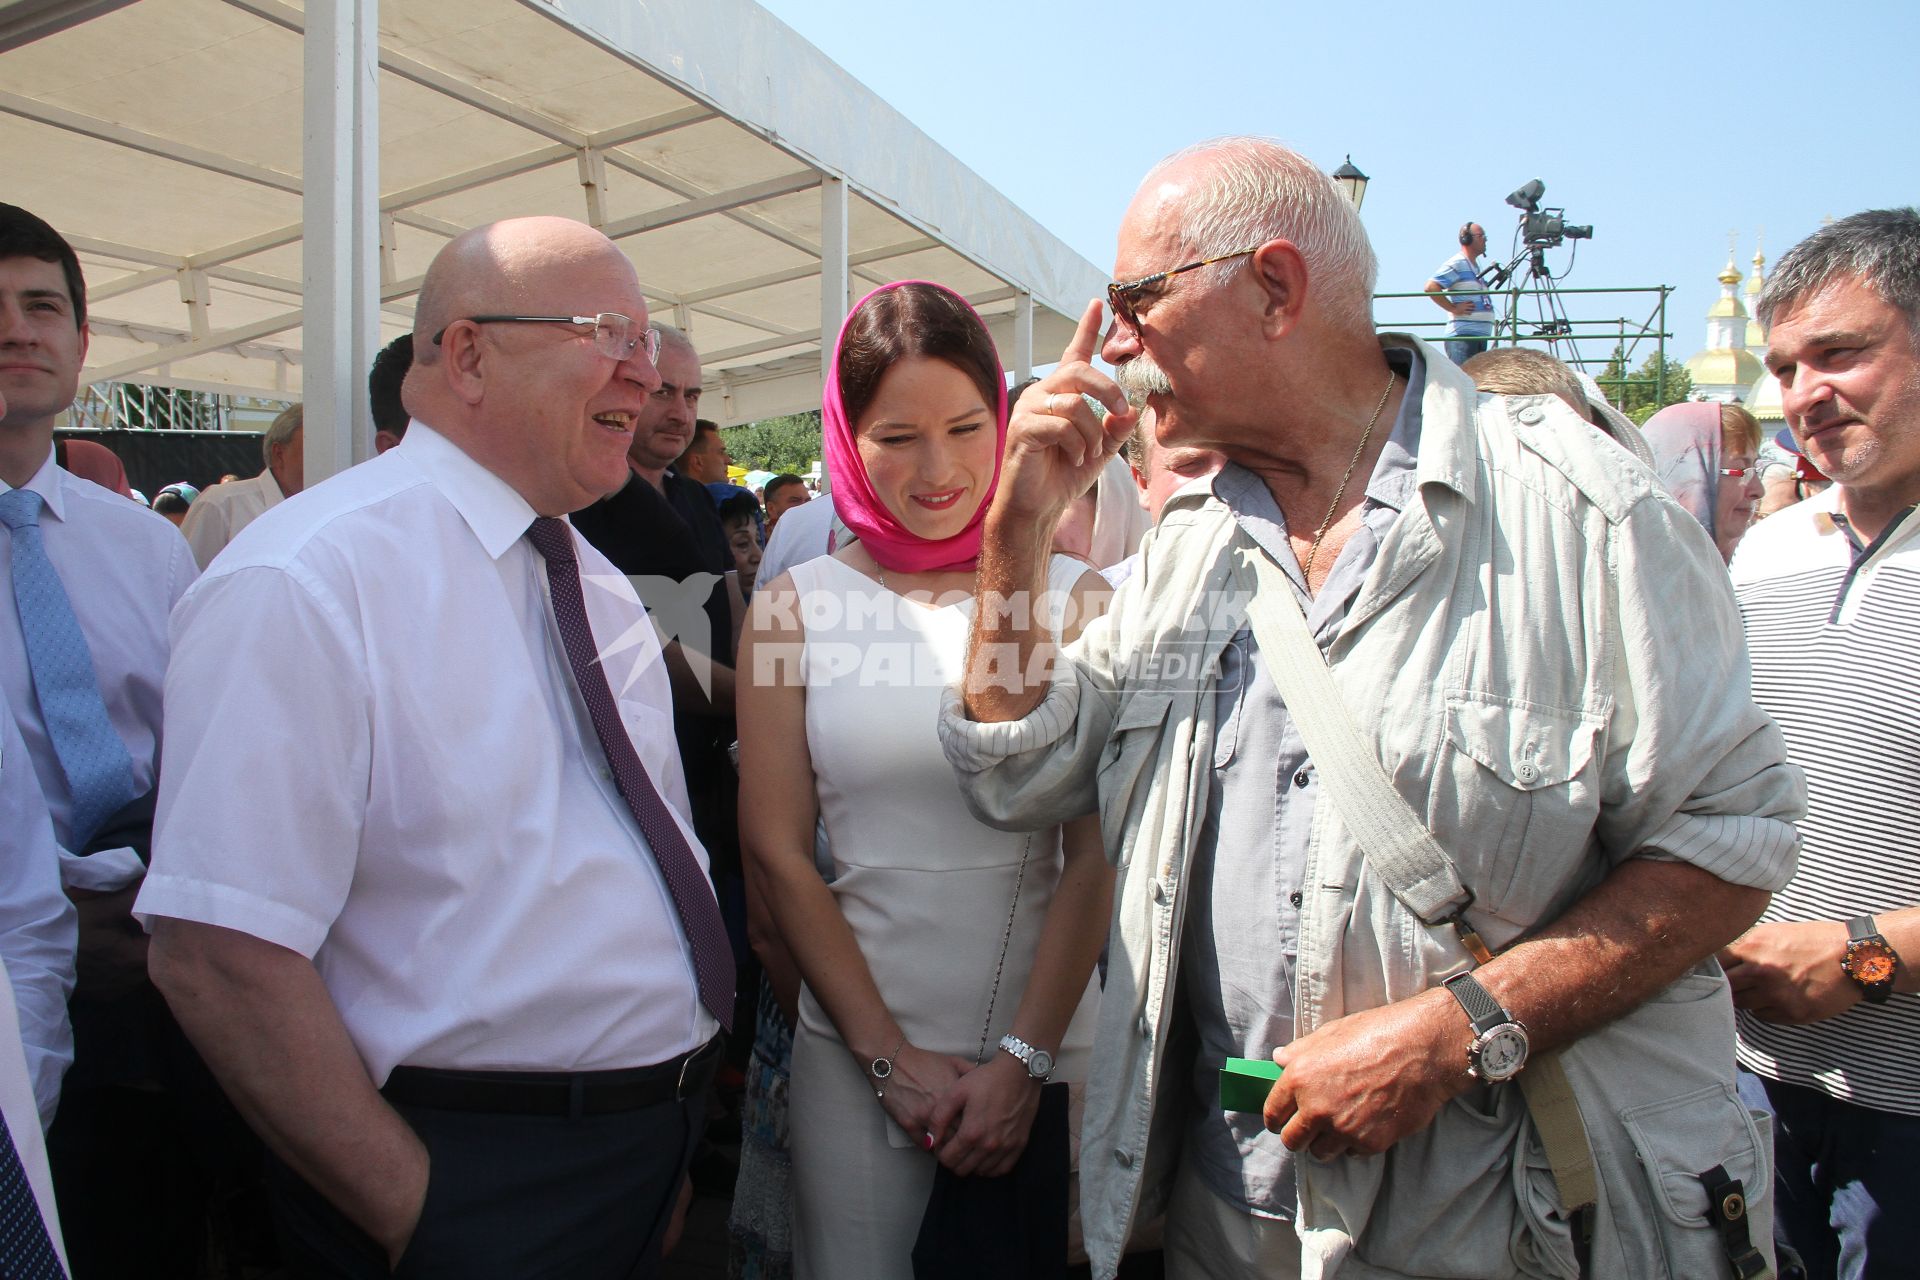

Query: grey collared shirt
[[1181, 346, 1425, 1218]]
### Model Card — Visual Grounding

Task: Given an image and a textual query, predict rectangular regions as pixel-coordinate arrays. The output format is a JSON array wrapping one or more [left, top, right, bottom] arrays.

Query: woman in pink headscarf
[[1643, 400, 1765, 563], [738, 282, 1110, 1280]]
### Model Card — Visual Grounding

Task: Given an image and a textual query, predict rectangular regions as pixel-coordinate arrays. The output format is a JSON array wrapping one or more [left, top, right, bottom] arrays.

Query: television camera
[[1476, 179, 1596, 351], [1504, 178, 1593, 248]]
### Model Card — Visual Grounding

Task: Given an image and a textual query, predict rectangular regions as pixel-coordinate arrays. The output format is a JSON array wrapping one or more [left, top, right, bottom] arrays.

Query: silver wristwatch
[[997, 1033, 1055, 1082], [1442, 973, 1530, 1082]]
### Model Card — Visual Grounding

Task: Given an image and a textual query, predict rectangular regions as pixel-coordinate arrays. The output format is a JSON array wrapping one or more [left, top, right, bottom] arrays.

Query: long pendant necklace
[[1300, 367, 1398, 589]]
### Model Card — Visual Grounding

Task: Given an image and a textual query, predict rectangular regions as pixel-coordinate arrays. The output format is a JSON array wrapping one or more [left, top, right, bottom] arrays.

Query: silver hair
[[1757, 207, 1920, 334], [262, 402, 302, 469], [1143, 136, 1379, 329], [651, 322, 695, 359]]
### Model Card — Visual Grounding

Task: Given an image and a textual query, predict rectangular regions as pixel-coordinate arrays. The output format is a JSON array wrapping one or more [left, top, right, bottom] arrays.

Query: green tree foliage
[[723, 411, 822, 474], [1598, 345, 1693, 424]]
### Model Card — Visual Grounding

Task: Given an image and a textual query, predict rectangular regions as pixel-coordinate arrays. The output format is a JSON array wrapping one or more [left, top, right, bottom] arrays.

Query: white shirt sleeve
[[137, 562, 374, 956], [0, 704, 77, 1129]]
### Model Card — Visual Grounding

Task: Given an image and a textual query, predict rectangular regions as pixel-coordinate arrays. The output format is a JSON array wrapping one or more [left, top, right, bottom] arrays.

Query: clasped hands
[[875, 1044, 1044, 1179]]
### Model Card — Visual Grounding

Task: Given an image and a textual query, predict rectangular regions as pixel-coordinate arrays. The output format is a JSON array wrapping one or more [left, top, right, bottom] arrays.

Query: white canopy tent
[[0, 0, 1106, 481]]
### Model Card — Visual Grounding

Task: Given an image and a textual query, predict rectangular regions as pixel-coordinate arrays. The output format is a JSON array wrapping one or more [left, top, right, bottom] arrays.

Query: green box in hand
[[1218, 1057, 1283, 1112]]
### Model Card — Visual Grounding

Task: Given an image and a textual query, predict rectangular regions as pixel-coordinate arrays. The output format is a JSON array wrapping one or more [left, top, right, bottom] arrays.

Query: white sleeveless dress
[[786, 554, 1100, 1280]]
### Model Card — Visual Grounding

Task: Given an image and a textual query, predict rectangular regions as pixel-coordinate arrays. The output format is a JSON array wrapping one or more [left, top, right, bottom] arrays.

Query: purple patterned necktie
[[0, 1105, 63, 1278], [526, 516, 734, 1032]]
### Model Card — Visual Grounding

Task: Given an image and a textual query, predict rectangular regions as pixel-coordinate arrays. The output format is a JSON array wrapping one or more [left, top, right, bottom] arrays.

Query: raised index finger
[[1058, 298, 1106, 370]]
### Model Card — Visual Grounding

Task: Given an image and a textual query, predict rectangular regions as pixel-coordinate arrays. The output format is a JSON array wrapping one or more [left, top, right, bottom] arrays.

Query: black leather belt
[[382, 1036, 721, 1118]]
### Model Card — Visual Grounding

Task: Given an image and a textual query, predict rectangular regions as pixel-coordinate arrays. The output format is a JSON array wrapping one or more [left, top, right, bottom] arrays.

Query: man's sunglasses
[[1106, 246, 1263, 332]]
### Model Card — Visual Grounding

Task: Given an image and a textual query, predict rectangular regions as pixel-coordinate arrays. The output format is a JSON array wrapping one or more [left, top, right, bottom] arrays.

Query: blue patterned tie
[[0, 487, 139, 849], [0, 1106, 64, 1278]]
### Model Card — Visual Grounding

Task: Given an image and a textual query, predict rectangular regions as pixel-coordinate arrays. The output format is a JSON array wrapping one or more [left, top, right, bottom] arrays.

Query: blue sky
[[759, 0, 1920, 379]]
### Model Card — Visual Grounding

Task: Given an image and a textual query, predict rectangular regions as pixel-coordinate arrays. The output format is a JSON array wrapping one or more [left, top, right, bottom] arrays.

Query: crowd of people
[[0, 131, 1914, 1280]]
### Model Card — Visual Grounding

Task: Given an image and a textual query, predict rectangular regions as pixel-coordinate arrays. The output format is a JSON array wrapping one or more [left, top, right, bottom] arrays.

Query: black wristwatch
[[1443, 972, 1530, 1082], [1842, 916, 1901, 1004]]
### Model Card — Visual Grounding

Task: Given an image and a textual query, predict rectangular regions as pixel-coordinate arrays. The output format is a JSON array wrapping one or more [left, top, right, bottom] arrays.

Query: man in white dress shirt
[[179, 400, 304, 569], [0, 388, 79, 1145], [1, 203, 207, 1278], [141, 216, 727, 1280], [0, 686, 76, 1132]]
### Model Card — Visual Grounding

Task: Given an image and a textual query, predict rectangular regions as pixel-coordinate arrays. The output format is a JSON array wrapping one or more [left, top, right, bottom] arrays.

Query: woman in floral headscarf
[[1643, 401, 1765, 563]]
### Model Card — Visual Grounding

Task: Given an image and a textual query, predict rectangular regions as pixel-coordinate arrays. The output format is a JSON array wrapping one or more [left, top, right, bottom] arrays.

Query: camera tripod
[[1479, 236, 1581, 361]]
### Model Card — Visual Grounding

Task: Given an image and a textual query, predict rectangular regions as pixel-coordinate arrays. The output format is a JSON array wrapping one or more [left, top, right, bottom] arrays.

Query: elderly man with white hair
[[939, 137, 1805, 1280], [180, 400, 304, 569]]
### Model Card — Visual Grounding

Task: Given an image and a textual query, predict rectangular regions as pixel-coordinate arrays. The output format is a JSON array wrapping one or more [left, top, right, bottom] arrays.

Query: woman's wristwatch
[[998, 1034, 1055, 1082]]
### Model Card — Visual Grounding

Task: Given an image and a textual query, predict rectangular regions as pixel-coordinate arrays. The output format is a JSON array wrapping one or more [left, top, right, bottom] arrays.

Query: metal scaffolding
[[1374, 280, 1674, 408]]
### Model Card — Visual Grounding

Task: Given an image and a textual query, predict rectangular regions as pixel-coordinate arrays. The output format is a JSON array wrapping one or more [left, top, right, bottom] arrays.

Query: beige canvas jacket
[[939, 337, 1804, 1279]]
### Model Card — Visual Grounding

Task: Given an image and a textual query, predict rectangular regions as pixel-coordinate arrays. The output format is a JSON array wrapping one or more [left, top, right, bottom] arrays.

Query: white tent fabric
[[0, 0, 1105, 469]]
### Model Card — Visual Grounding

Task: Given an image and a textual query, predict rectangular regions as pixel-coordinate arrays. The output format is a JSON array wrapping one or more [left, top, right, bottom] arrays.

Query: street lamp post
[[1331, 155, 1369, 210]]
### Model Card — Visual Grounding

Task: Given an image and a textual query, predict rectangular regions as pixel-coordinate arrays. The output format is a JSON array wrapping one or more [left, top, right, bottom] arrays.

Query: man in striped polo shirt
[[1724, 207, 1920, 1280]]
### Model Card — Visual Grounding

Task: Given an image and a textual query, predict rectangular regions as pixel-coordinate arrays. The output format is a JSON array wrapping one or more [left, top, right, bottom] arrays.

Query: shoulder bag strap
[[1235, 540, 1472, 924], [1234, 536, 1599, 1215]]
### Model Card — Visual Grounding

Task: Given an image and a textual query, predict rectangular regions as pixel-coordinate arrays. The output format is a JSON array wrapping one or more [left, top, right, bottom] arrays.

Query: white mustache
[[1113, 355, 1172, 408]]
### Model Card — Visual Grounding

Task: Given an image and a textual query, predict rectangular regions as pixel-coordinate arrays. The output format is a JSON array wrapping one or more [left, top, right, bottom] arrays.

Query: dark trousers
[[1739, 1071, 1920, 1280], [50, 983, 263, 1279], [271, 1080, 704, 1279]]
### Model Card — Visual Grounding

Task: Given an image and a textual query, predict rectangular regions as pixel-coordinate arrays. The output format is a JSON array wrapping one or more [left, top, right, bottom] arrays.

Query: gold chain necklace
[[1301, 367, 1397, 588]]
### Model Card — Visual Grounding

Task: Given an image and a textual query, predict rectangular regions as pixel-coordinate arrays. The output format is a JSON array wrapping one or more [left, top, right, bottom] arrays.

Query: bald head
[[412, 217, 637, 368], [399, 215, 660, 516], [1132, 137, 1378, 331]]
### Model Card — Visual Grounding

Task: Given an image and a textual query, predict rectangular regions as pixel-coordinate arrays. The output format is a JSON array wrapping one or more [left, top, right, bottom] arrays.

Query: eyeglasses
[[432, 313, 659, 363], [1106, 246, 1264, 332]]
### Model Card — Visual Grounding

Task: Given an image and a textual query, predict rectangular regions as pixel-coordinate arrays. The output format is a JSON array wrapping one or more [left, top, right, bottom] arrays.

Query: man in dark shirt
[[572, 323, 733, 664]]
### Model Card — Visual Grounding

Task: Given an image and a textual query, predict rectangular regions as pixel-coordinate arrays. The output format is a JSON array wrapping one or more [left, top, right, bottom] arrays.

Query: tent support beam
[[302, 0, 380, 481], [598, 170, 820, 240], [1014, 290, 1034, 382], [819, 177, 848, 387]]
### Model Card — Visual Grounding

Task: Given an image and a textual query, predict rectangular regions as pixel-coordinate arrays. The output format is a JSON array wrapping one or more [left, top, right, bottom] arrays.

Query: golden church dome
[[1687, 347, 1766, 388]]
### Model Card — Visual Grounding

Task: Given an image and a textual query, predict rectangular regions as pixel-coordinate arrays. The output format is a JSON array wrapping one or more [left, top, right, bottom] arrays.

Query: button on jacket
[[941, 337, 1804, 1280]]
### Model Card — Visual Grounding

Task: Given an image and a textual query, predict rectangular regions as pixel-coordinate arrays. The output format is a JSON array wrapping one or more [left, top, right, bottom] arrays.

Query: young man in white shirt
[[0, 201, 204, 1278]]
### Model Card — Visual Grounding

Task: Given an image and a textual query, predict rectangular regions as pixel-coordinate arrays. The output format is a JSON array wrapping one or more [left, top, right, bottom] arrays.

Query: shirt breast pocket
[[1098, 690, 1175, 870], [1440, 694, 1603, 918]]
